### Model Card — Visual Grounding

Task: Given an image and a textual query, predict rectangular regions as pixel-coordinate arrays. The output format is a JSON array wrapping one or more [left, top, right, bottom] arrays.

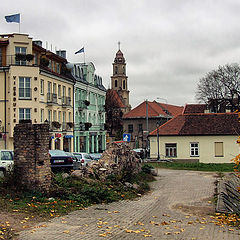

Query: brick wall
[[14, 121, 51, 193]]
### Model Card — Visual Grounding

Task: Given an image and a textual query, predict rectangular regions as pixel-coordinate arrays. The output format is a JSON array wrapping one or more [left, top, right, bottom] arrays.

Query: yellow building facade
[[0, 33, 74, 151]]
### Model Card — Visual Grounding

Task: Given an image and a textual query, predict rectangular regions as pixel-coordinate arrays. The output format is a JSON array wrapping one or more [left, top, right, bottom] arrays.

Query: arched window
[[115, 66, 118, 74], [74, 65, 77, 76], [123, 80, 126, 89], [81, 68, 84, 79], [115, 80, 118, 87]]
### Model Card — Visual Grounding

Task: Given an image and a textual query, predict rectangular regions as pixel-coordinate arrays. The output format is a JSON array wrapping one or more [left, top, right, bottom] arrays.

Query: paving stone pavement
[[18, 169, 240, 240]]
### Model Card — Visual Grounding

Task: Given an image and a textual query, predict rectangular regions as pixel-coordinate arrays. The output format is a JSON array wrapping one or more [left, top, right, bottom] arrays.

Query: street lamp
[[156, 120, 160, 161]]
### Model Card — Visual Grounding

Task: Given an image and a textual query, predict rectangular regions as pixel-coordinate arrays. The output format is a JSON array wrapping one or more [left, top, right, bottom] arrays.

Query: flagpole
[[18, 13, 20, 33], [83, 46, 85, 64]]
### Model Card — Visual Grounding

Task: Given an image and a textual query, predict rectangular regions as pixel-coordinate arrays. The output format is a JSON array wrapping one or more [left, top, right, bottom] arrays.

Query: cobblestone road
[[18, 169, 240, 239]]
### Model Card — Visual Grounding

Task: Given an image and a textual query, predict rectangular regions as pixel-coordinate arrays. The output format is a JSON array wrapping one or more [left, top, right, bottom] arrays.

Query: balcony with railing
[[0, 54, 35, 67], [62, 122, 74, 131], [62, 96, 71, 107], [47, 93, 57, 104]]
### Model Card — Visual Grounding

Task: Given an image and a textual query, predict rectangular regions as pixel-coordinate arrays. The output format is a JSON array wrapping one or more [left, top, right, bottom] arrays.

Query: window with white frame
[[165, 143, 177, 157], [15, 47, 26, 65], [19, 77, 31, 99], [190, 142, 199, 157], [40, 109, 44, 123], [47, 81, 52, 93], [58, 85, 61, 98], [58, 111, 61, 122], [53, 110, 56, 121], [48, 110, 52, 122], [53, 83, 56, 94], [63, 112, 66, 123], [63, 86, 66, 97], [40, 79, 44, 95], [19, 108, 31, 121], [56, 63, 60, 74]]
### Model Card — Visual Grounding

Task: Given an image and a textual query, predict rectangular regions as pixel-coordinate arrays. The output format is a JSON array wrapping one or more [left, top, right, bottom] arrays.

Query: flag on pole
[[5, 13, 20, 23], [75, 47, 84, 54]]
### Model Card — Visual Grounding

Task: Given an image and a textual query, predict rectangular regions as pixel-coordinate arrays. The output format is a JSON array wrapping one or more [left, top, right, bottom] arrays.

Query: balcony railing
[[62, 96, 71, 107], [62, 122, 73, 131], [47, 93, 57, 104], [0, 54, 34, 67]]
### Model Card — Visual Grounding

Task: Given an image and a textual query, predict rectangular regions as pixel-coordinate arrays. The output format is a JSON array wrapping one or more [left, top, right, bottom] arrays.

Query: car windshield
[[84, 154, 92, 160], [73, 153, 82, 157], [1, 151, 13, 160], [49, 150, 67, 156]]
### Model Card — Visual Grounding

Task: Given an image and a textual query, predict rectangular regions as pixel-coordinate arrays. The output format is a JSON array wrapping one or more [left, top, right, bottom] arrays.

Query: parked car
[[73, 152, 93, 166], [0, 150, 14, 177], [133, 148, 145, 159], [49, 150, 80, 172], [89, 153, 102, 161]]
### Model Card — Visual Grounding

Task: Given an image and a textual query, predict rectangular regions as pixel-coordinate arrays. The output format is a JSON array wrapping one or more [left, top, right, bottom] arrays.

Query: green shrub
[[141, 164, 154, 174]]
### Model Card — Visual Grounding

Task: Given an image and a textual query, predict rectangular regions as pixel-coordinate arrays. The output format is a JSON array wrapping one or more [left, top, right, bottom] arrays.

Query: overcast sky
[[2, 0, 240, 108]]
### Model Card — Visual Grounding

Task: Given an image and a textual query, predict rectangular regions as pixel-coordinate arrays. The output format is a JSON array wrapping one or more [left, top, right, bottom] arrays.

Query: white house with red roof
[[149, 105, 240, 163], [122, 100, 183, 149]]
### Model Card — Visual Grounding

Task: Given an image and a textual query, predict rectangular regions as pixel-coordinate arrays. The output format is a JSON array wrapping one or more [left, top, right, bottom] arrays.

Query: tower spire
[[118, 41, 121, 50]]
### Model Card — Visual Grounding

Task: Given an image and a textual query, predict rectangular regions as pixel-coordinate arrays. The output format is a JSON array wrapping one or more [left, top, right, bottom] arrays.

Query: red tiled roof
[[123, 100, 183, 119], [183, 104, 207, 114], [150, 112, 240, 136], [107, 89, 125, 108]]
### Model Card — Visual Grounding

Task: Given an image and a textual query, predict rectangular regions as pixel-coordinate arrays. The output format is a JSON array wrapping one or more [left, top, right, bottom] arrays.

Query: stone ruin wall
[[87, 142, 142, 179], [14, 121, 52, 192]]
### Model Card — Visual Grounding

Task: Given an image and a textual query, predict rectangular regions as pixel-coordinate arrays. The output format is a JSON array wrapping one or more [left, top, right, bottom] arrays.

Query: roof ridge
[[183, 112, 237, 116]]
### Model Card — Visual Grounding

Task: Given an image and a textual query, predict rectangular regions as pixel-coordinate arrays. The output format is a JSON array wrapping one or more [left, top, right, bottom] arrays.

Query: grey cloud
[[2, 0, 240, 108]]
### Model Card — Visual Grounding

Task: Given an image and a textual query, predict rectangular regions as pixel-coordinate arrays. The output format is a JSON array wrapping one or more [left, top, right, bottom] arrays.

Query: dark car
[[49, 150, 80, 171]]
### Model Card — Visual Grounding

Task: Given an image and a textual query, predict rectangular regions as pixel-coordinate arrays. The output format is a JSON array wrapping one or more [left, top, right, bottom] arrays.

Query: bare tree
[[105, 89, 123, 138], [196, 63, 240, 112]]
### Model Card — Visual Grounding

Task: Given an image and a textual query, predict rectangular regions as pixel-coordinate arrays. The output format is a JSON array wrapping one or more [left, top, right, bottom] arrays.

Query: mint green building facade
[[71, 62, 106, 153]]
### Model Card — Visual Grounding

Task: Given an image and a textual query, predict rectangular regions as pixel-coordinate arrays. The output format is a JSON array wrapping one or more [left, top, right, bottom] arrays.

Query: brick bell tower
[[111, 42, 131, 113]]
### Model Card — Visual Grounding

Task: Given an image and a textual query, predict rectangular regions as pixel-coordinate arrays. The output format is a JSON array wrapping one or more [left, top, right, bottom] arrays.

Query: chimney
[[33, 40, 42, 47], [56, 50, 66, 59]]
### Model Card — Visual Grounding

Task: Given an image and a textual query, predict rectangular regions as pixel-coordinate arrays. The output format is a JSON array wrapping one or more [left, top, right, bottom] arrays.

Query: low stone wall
[[14, 121, 52, 193]]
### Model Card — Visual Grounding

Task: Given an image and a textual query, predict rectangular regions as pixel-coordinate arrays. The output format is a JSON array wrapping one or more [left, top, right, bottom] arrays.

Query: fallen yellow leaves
[[143, 234, 152, 237], [99, 232, 112, 237], [210, 213, 240, 228]]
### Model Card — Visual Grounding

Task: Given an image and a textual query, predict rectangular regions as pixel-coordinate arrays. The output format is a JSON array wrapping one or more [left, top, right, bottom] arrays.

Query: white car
[[73, 152, 93, 166], [0, 150, 14, 177]]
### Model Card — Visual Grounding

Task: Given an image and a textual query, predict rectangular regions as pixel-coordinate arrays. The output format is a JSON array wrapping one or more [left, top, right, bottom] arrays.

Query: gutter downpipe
[[146, 99, 149, 158], [3, 67, 8, 149]]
